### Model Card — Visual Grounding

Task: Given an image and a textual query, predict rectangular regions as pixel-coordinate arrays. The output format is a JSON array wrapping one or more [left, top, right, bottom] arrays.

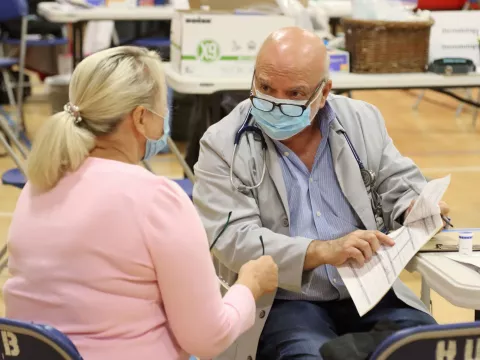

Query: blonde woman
[[3, 46, 278, 360]]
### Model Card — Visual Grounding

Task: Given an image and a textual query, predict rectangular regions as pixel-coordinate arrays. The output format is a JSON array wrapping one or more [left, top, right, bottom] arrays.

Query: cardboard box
[[328, 49, 350, 73], [170, 12, 295, 78]]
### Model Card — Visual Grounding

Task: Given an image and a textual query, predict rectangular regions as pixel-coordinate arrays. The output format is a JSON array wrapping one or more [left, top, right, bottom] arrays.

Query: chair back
[[371, 321, 480, 360], [0, 0, 28, 22], [0, 318, 83, 359]]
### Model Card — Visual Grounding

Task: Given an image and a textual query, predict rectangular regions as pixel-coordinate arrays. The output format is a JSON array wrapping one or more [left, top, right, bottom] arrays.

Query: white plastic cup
[[459, 232, 473, 256]]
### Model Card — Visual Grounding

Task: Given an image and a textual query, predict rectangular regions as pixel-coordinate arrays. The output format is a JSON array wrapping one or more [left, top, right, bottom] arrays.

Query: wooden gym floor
[[0, 85, 479, 324]]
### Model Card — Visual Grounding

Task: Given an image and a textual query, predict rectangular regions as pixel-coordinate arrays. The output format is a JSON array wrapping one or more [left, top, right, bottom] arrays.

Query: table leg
[[72, 22, 85, 69], [472, 88, 479, 127], [329, 18, 340, 36], [185, 95, 210, 174], [432, 88, 480, 109], [421, 276, 431, 311], [72, 24, 78, 69], [475, 310, 480, 321]]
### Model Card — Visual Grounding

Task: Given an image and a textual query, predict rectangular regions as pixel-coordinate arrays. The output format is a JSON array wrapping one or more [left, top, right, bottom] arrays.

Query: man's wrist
[[304, 240, 329, 270]]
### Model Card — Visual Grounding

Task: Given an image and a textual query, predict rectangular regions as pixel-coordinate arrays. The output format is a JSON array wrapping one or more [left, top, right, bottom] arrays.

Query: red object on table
[[417, 0, 466, 9]]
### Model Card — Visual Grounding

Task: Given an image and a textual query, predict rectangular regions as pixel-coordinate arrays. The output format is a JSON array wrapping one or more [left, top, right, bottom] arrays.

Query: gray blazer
[[193, 94, 429, 360]]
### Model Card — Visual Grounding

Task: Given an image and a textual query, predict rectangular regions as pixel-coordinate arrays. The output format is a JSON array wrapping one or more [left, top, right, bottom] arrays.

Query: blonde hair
[[27, 46, 167, 191]]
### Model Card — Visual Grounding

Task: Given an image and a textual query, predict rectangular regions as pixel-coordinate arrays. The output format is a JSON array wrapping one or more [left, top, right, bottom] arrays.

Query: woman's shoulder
[[73, 157, 189, 204]]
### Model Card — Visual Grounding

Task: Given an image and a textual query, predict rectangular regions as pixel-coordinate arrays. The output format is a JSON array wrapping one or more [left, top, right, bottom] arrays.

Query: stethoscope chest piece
[[360, 168, 376, 188]]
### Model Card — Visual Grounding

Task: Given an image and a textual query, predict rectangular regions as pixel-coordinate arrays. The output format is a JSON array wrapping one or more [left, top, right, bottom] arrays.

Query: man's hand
[[405, 199, 451, 227], [305, 230, 395, 269]]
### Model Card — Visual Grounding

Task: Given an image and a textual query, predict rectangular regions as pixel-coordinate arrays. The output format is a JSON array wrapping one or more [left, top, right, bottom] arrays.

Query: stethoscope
[[229, 107, 267, 191], [230, 108, 387, 232]]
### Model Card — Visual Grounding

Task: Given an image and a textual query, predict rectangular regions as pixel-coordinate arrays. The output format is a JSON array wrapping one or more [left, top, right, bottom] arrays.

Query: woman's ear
[[132, 106, 147, 135]]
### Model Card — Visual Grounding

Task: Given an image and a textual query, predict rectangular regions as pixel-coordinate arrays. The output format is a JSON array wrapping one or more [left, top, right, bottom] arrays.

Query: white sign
[[429, 11, 480, 69]]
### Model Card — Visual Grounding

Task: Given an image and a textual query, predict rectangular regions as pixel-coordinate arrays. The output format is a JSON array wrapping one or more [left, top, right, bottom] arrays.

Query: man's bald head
[[252, 27, 331, 115], [256, 27, 328, 79]]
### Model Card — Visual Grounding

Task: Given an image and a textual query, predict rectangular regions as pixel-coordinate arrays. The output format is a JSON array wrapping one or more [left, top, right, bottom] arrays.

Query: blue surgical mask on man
[[251, 85, 324, 141], [142, 110, 170, 161]]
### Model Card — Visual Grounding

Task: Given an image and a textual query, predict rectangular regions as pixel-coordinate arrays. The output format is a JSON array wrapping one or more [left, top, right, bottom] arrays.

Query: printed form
[[338, 175, 451, 316]]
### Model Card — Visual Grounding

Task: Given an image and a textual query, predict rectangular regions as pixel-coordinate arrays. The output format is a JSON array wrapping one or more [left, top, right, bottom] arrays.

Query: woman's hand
[[236, 256, 278, 301]]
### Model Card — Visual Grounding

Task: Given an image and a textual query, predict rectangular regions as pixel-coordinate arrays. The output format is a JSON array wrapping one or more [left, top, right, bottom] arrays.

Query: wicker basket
[[342, 18, 434, 73]]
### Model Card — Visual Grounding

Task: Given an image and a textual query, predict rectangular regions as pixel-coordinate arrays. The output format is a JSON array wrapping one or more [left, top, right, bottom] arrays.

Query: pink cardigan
[[4, 157, 255, 360]]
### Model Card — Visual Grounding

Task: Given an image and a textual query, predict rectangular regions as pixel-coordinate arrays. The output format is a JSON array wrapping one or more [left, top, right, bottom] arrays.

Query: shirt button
[[283, 151, 289, 156], [259, 310, 266, 319], [309, 177, 313, 183], [333, 278, 337, 283], [282, 217, 289, 227], [316, 211, 321, 217]]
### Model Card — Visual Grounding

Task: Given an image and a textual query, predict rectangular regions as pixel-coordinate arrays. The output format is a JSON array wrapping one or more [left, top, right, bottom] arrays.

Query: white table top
[[407, 252, 480, 310], [38, 2, 174, 23], [312, 0, 352, 18], [164, 64, 480, 95]]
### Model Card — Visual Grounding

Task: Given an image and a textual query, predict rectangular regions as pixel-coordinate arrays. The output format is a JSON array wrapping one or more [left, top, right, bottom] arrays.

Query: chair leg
[[2, 69, 17, 109], [0, 115, 28, 167], [0, 254, 8, 274], [420, 277, 431, 311], [455, 88, 473, 118], [167, 136, 195, 183], [0, 243, 8, 268], [413, 90, 426, 110], [16, 16, 28, 131], [142, 160, 154, 173], [0, 130, 26, 179]]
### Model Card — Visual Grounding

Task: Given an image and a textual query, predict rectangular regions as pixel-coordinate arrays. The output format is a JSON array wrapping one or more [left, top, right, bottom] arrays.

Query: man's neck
[[281, 121, 322, 154], [280, 122, 323, 171]]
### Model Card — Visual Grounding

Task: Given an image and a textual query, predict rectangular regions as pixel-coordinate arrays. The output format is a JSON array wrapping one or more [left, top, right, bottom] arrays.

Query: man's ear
[[317, 80, 332, 107], [323, 79, 333, 99]]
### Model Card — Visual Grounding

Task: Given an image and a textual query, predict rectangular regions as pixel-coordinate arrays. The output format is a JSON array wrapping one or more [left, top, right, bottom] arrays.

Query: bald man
[[193, 27, 449, 360]]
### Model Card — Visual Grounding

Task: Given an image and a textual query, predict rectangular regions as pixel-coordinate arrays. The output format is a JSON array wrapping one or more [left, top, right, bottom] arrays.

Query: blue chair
[[0, 104, 29, 192], [0, 0, 28, 129], [0, 318, 83, 359], [370, 321, 480, 360], [2, 36, 68, 48], [130, 37, 170, 49], [173, 178, 193, 200], [1, 167, 25, 189]]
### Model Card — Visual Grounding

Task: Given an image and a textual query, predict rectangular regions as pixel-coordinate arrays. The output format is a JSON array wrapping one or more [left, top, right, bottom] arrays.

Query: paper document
[[446, 253, 480, 271], [338, 175, 451, 316]]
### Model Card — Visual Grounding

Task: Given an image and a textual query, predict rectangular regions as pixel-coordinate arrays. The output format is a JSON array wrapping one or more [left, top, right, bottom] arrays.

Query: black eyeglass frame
[[248, 71, 327, 118]]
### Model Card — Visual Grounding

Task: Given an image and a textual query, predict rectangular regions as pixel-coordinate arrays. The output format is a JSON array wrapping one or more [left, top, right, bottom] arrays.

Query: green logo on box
[[197, 40, 220, 62]]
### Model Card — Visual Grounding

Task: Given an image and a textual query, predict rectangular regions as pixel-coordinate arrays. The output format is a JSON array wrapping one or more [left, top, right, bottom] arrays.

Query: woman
[[3, 46, 278, 360]]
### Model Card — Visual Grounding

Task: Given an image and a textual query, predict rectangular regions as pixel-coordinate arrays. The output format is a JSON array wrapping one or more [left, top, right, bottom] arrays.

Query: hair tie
[[64, 103, 82, 124]]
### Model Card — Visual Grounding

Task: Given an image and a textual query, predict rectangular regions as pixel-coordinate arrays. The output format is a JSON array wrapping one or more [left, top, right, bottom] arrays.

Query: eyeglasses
[[249, 74, 326, 117]]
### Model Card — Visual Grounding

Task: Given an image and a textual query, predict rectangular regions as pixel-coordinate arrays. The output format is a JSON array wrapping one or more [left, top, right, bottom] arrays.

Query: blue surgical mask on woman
[[251, 86, 323, 141], [142, 110, 170, 161]]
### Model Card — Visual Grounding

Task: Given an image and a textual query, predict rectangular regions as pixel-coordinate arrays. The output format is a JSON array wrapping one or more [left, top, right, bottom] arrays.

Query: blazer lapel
[[264, 137, 290, 223], [329, 121, 376, 230]]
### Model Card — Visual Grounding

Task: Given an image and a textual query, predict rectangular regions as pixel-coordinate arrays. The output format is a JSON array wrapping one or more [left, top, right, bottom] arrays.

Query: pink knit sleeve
[[143, 178, 256, 359]]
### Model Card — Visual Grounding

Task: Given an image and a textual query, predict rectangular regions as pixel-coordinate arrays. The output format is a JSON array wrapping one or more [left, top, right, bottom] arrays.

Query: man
[[193, 27, 450, 360]]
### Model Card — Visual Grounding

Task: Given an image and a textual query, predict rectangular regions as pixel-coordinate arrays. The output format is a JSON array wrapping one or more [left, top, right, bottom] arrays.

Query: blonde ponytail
[[27, 112, 94, 191], [27, 46, 168, 191]]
